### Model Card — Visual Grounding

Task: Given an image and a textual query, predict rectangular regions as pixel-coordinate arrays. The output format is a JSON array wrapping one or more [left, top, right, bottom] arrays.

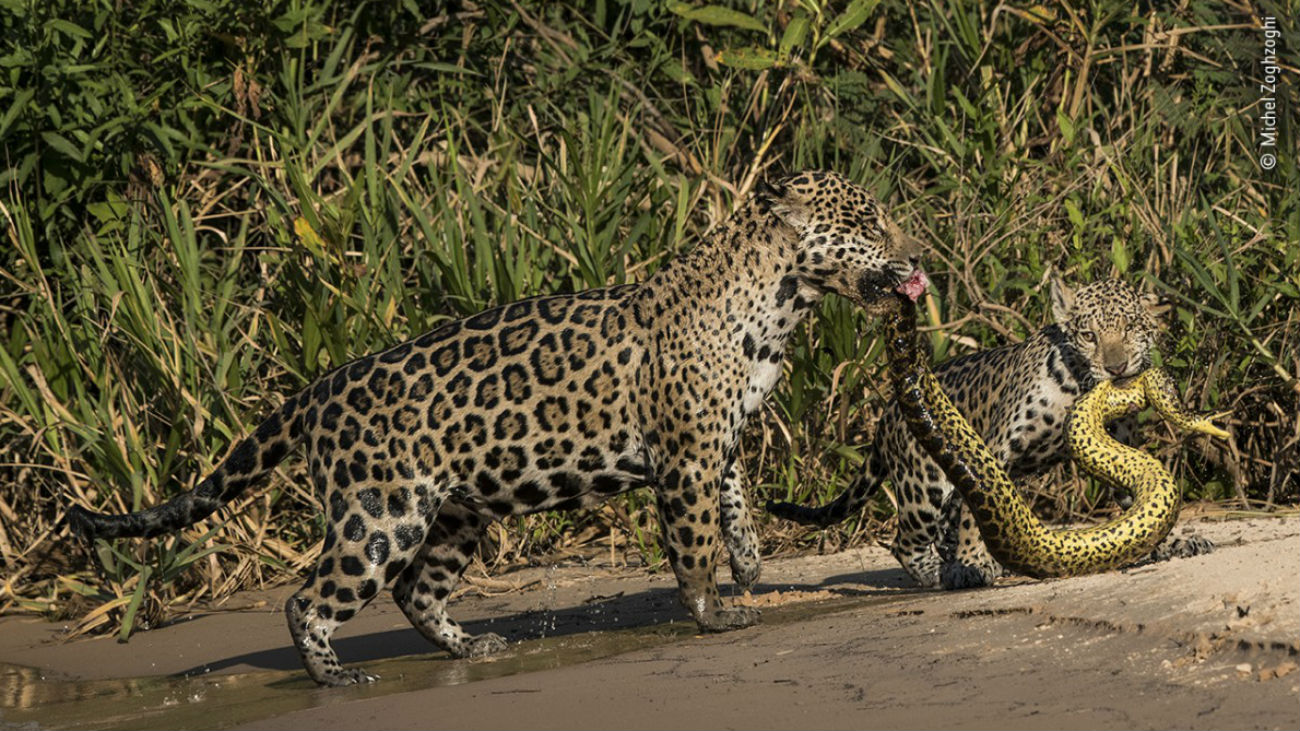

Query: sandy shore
[[2, 515, 1296, 730]]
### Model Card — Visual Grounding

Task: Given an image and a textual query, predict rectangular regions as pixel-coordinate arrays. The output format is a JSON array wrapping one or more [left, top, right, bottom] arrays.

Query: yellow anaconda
[[882, 295, 1229, 578]]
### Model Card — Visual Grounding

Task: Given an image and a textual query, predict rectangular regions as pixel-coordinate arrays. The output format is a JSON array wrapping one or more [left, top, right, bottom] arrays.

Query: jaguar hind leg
[[287, 587, 378, 687], [288, 483, 441, 686], [393, 501, 507, 658]]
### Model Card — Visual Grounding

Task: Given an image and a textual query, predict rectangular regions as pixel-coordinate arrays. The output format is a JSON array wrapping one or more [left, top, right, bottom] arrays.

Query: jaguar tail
[[766, 449, 889, 528], [68, 395, 305, 541]]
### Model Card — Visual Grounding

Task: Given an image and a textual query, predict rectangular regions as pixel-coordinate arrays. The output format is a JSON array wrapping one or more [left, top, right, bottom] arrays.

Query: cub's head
[[1050, 276, 1166, 381], [761, 170, 924, 307]]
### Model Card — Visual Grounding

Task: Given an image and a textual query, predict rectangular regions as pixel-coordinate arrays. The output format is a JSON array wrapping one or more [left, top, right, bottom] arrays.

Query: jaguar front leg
[[938, 495, 1004, 590], [288, 482, 442, 686], [655, 453, 761, 632], [719, 459, 761, 591]]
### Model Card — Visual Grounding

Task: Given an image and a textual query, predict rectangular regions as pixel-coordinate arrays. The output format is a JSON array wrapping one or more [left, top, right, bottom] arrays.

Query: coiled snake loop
[[883, 295, 1229, 578]]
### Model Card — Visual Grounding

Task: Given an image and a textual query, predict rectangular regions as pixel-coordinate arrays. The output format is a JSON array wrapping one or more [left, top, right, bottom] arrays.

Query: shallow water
[[0, 595, 898, 730]]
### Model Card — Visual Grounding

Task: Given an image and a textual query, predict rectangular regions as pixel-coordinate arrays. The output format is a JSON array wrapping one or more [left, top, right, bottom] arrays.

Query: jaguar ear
[[1049, 274, 1075, 323], [754, 179, 786, 201], [1141, 292, 1172, 319], [757, 177, 810, 231]]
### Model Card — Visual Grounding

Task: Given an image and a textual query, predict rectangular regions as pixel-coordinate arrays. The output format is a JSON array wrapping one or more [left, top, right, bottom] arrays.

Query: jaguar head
[[1051, 276, 1166, 382], [761, 170, 926, 308]]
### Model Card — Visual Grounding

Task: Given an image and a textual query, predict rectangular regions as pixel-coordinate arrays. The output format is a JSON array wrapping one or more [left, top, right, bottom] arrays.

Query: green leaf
[[825, 0, 882, 41], [0, 339, 38, 419], [118, 563, 152, 642], [779, 11, 810, 58], [952, 87, 979, 120], [669, 3, 767, 34], [714, 46, 779, 70], [41, 132, 84, 162], [48, 18, 92, 39], [87, 197, 129, 226], [878, 69, 913, 107], [830, 443, 866, 465], [658, 57, 696, 86], [1064, 198, 1084, 229], [1056, 107, 1076, 145], [1110, 236, 1129, 272], [0, 87, 34, 137]]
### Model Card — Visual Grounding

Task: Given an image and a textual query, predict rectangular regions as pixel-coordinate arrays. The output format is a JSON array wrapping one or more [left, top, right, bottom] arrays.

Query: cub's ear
[[757, 177, 810, 231], [1141, 292, 1172, 319], [1049, 274, 1076, 324]]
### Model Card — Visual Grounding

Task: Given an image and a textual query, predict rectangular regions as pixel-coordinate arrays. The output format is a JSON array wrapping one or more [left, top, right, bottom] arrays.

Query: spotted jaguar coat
[[69, 170, 922, 686]]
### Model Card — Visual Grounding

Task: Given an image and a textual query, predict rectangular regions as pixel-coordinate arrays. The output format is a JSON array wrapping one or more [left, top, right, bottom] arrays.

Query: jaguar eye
[[1080, 330, 1097, 344]]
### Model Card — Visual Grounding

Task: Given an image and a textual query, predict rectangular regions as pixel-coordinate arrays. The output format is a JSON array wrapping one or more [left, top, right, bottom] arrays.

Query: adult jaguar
[[768, 277, 1212, 589], [69, 170, 923, 686]]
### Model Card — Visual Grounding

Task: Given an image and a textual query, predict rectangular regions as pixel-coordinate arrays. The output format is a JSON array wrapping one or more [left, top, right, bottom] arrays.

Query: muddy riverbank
[[2, 515, 1296, 730]]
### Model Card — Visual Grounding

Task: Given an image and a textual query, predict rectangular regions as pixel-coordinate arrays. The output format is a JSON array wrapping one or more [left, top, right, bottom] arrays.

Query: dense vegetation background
[[1, 0, 1296, 636]]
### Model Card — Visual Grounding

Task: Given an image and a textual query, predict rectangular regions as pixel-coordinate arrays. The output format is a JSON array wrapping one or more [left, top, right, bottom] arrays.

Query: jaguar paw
[[698, 606, 761, 632], [466, 633, 509, 658], [321, 667, 380, 687], [1150, 534, 1215, 562], [940, 561, 998, 590]]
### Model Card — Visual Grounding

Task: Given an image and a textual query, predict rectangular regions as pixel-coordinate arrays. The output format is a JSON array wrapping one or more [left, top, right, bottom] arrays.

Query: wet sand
[[2, 515, 1296, 730]]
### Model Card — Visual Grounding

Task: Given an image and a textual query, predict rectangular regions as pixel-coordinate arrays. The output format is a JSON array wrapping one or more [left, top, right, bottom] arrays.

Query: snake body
[[883, 295, 1228, 578]]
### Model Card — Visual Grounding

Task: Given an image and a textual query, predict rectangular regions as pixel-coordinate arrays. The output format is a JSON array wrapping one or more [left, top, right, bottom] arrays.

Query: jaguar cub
[[70, 171, 922, 686], [768, 277, 1212, 589]]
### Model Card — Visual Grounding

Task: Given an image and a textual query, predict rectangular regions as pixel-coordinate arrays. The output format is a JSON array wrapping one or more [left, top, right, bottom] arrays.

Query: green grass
[[1, 0, 1296, 633]]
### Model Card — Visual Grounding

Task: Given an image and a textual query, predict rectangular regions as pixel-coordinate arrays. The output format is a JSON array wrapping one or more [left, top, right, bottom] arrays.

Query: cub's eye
[[1079, 330, 1097, 344]]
